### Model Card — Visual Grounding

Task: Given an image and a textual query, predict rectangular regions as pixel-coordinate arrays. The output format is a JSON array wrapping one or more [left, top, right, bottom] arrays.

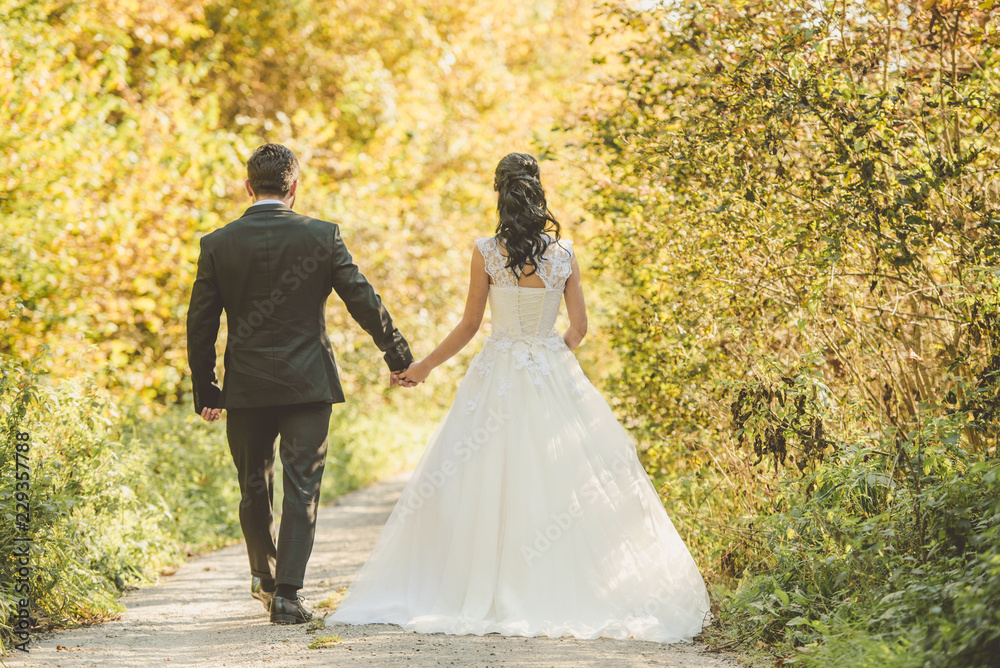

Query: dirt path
[[10, 474, 741, 668]]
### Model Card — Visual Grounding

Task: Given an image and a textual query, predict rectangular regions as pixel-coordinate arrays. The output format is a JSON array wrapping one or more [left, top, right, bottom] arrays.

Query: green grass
[[307, 634, 343, 649]]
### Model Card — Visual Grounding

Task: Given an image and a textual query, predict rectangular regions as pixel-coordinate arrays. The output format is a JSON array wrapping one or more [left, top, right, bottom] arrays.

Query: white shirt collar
[[250, 199, 286, 206]]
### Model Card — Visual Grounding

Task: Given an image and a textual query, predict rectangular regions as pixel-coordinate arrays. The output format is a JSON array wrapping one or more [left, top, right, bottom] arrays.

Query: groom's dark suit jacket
[[186, 202, 412, 413]]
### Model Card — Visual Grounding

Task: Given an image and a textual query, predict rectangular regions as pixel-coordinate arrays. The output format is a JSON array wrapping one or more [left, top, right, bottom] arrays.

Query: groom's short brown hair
[[247, 143, 299, 197]]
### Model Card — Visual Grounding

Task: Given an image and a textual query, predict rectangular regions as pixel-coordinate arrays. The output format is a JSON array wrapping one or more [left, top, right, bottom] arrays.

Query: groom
[[186, 143, 413, 624]]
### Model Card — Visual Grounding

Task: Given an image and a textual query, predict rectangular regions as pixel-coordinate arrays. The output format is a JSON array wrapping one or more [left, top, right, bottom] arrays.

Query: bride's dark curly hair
[[493, 153, 561, 278]]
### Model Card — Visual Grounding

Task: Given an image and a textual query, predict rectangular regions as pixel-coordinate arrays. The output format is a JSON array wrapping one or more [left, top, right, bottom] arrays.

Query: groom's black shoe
[[270, 595, 313, 625], [250, 577, 274, 613]]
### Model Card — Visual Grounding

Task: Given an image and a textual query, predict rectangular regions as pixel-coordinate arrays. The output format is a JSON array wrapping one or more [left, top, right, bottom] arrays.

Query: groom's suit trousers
[[226, 401, 333, 588]]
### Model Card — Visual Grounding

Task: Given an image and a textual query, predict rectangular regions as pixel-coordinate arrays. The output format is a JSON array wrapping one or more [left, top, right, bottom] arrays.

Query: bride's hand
[[399, 360, 431, 385]]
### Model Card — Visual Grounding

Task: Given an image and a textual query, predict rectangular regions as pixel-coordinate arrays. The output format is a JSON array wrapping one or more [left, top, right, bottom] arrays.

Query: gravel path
[[11, 474, 741, 668]]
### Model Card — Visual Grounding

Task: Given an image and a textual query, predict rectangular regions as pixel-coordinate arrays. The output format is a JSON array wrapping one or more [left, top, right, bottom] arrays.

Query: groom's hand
[[200, 407, 223, 422]]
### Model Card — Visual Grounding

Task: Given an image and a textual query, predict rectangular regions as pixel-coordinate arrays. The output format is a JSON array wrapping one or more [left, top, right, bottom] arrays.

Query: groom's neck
[[251, 196, 294, 208]]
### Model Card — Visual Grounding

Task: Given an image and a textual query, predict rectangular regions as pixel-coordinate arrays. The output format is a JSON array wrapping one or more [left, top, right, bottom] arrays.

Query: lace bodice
[[465, 235, 577, 397], [476, 236, 574, 344], [477, 236, 574, 290]]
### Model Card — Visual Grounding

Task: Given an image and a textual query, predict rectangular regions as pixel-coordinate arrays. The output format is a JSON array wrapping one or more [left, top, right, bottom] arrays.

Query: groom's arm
[[327, 225, 413, 371], [186, 238, 224, 413]]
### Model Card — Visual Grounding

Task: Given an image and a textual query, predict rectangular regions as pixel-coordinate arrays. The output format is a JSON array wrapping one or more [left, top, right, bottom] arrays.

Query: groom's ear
[[245, 179, 255, 199], [289, 180, 298, 198]]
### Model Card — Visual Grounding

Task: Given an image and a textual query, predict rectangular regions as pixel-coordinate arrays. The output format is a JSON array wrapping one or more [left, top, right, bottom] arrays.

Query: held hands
[[396, 360, 431, 386], [390, 369, 417, 388], [200, 407, 223, 422]]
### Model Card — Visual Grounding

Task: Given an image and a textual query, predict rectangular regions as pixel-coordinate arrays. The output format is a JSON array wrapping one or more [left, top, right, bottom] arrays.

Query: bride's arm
[[398, 243, 490, 384], [563, 254, 588, 351]]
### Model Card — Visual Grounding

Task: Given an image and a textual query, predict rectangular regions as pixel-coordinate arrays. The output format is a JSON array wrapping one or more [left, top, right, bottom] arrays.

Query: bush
[[0, 303, 243, 649], [583, 1, 1000, 665]]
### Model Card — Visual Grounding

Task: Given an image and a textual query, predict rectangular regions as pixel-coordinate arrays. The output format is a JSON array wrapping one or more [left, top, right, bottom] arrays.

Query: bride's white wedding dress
[[328, 236, 711, 642]]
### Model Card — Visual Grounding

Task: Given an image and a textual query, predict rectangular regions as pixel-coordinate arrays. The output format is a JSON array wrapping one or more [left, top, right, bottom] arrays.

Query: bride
[[327, 153, 711, 643]]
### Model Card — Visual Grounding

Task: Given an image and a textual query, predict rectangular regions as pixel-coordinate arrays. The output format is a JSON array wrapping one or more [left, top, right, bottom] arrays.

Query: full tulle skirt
[[328, 338, 711, 643]]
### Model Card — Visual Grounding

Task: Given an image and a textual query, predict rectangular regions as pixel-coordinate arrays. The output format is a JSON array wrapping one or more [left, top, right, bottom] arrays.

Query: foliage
[[18, 0, 1000, 662], [584, 0, 1000, 665], [1, 0, 603, 644], [0, 0, 598, 408], [0, 298, 238, 649]]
